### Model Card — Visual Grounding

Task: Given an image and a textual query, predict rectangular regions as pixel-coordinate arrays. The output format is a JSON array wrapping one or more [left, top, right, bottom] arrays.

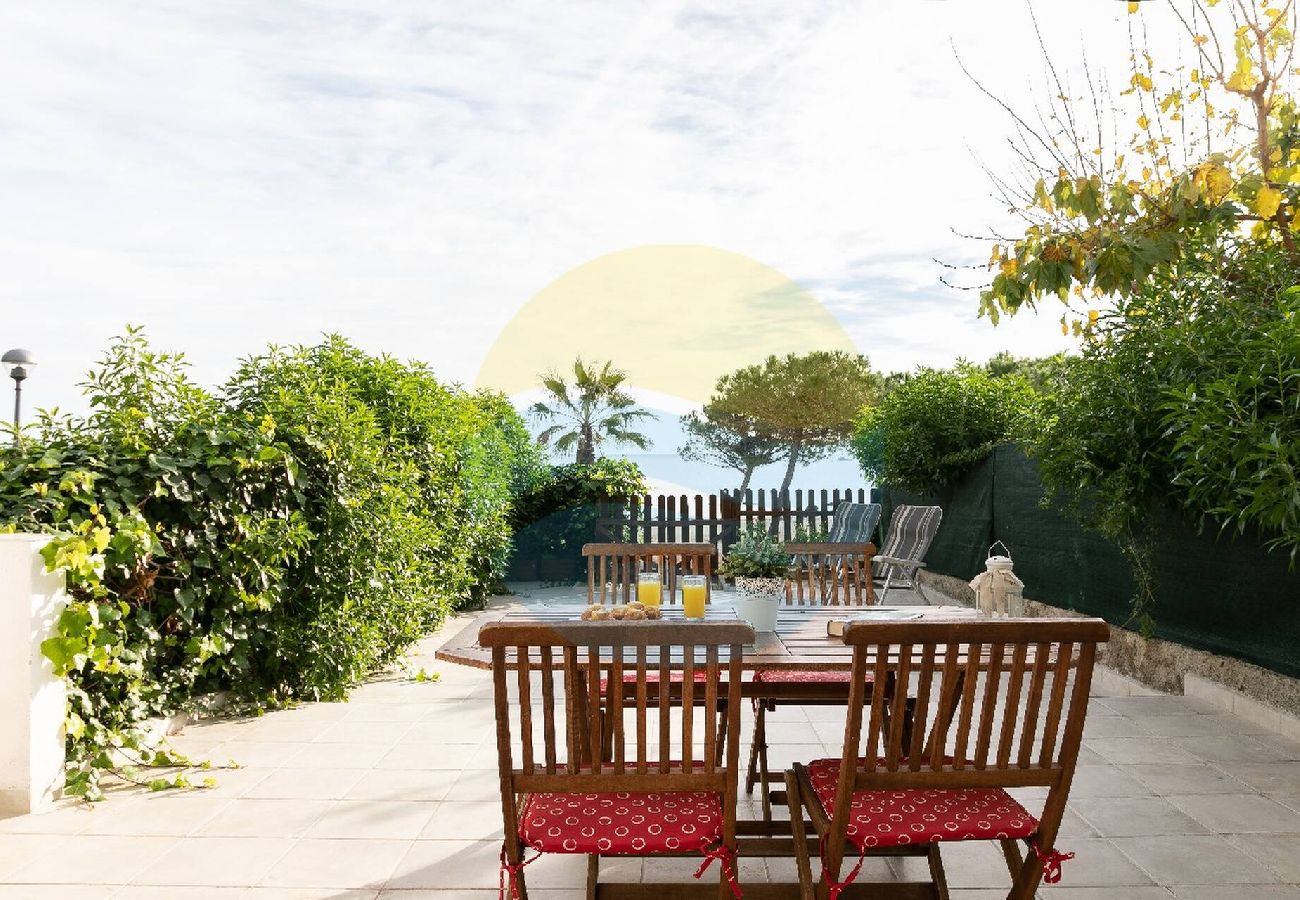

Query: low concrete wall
[[0, 535, 67, 816], [919, 569, 1300, 719]]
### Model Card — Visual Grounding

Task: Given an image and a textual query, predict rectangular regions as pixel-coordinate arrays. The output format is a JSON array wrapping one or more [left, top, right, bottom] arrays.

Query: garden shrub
[[510, 458, 647, 577], [1037, 249, 1300, 568], [0, 330, 527, 797], [851, 367, 1039, 494]]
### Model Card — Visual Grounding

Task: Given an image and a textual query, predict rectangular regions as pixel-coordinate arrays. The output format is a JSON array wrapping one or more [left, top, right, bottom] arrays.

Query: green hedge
[[509, 459, 647, 580], [0, 330, 528, 798]]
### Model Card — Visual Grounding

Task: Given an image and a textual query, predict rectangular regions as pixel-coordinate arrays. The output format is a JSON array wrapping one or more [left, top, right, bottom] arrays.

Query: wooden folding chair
[[745, 536, 878, 824], [785, 618, 1108, 900], [483, 619, 752, 900], [583, 542, 716, 605]]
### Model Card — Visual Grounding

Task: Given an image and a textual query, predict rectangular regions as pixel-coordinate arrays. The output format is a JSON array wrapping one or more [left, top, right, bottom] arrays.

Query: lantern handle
[[989, 540, 1012, 559]]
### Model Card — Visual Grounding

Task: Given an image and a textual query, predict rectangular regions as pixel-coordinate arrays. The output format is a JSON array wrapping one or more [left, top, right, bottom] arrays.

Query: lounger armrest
[[872, 555, 926, 569]]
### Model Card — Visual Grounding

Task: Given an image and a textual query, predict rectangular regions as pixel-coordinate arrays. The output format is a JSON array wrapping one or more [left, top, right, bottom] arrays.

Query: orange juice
[[682, 581, 707, 619], [637, 574, 662, 607]]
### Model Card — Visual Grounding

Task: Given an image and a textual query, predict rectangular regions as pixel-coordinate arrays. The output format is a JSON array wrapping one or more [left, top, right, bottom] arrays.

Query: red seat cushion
[[519, 790, 724, 854], [600, 670, 712, 690], [753, 668, 873, 684], [804, 757, 1038, 849]]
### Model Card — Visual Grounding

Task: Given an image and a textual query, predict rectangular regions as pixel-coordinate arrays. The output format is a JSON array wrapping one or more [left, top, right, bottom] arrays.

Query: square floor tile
[[1084, 738, 1199, 766], [5, 834, 178, 884], [242, 768, 366, 800], [1224, 832, 1300, 881], [1111, 834, 1281, 884], [419, 801, 504, 840], [131, 836, 295, 887], [1068, 766, 1152, 798], [306, 800, 438, 839], [258, 838, 411, 889], [1072, 796, 1209, 837], [288, 742, 393, 770], [75, 795, 231, 836], [1178, 736, 1282, 765], [194, 798, 334, 837], [1230, 763, 1300, 795], [344, 769, 460, 802], [385, 839, 500, 890], [1169, 794, 1300, 833], [1121, 763, 1250, 795]]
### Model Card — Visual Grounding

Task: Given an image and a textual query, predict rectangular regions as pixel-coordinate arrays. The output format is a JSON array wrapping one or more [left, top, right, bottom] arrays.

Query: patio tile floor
[[1, 587, 1298, 898]]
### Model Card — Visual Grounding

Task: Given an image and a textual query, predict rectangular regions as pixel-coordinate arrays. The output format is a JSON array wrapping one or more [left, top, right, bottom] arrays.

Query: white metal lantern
[[969, 541, 1025, 617]]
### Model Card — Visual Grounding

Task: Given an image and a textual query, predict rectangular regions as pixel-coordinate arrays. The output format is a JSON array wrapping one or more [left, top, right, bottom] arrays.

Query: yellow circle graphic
[[475, 245, 858, 405]]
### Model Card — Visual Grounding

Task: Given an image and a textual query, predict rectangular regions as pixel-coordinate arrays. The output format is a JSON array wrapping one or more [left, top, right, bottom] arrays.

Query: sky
[[0, 0, 1149, 436]]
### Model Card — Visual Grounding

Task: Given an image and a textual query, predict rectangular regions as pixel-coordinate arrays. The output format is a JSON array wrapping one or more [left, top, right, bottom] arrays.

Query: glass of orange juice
[[637, 572, 662, 608], [682, 575, 707, 619]]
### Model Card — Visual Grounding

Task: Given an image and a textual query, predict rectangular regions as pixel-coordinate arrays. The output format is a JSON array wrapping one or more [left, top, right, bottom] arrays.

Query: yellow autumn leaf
[[999, 259, 1019, 277], [1088, 309, 1099, 325], [1127, 1, 1140, 11], [1205, 164, 1233, 201], [1227, 69, 1257, 91], [1061, 321, 1069, 336], [1137, 114, 1150, 130], [1254, 185, 1284, 218], [1193, 34, 1209, 45]]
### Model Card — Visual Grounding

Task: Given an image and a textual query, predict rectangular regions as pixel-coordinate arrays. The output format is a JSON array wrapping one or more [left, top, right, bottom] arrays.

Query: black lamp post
[[1, 348, 36, 428]]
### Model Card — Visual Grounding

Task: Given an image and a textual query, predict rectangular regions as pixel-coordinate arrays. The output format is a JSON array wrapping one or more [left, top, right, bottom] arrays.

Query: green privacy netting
[[882, 445, 1300, 678]]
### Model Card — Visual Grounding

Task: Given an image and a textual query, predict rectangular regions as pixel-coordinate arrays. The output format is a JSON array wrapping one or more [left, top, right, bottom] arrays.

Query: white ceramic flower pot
[[734, 576, 784, 632]]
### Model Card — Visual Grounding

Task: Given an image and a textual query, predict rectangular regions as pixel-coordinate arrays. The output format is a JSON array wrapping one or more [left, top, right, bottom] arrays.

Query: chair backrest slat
[[540, 645, 557, 774], [974, 642, 1005, 769]]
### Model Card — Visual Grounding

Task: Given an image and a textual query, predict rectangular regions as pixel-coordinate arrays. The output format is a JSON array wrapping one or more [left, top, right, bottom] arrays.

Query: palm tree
[[529, 358, 652, 463]]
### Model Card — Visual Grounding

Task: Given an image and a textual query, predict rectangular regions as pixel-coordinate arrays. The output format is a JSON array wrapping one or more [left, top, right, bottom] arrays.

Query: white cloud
[[0, 0, 1152, 413]]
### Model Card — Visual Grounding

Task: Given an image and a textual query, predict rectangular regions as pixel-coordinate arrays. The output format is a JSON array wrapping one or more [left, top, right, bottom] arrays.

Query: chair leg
[[586, 853, 598, 900], [878, 569, 895, 604], [785, 769, 816, 900], [999, 838, 1024, 880], [758, 702, 774, 823], [745, 700, 766, 795], [926, 844, 950, 900]]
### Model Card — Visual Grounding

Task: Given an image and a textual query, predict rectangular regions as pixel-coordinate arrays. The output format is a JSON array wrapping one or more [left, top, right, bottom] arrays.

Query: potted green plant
[[718, 527, 790, 632]]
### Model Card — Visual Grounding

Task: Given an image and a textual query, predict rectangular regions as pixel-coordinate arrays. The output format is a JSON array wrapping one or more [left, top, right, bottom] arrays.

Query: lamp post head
[[2, 349, 35, 383]]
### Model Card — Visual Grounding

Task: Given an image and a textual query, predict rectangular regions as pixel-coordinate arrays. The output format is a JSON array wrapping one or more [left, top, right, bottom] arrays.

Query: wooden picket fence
[[593, 487, 873, 554]]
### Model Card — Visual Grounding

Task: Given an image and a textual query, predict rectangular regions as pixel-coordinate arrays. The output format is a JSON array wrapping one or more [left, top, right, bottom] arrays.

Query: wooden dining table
[[435, 598, 981, 682]]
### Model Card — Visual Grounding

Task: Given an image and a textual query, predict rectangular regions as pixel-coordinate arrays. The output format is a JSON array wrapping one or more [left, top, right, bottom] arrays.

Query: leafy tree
[[960, 1, 1299, 333], [678, 404, 786, 493], [852, 366, 1040, 493], [707, 352, 881, 494], [981, 352, 1070, 394], [528, 358, 652, 464]]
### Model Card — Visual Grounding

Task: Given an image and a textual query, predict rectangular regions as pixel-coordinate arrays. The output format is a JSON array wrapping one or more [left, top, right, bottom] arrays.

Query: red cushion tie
[[693, 842, 743, 899], [818, 832, 868, 900], [1031, 843, 1075, 884], [498, 845, 541, 900]]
